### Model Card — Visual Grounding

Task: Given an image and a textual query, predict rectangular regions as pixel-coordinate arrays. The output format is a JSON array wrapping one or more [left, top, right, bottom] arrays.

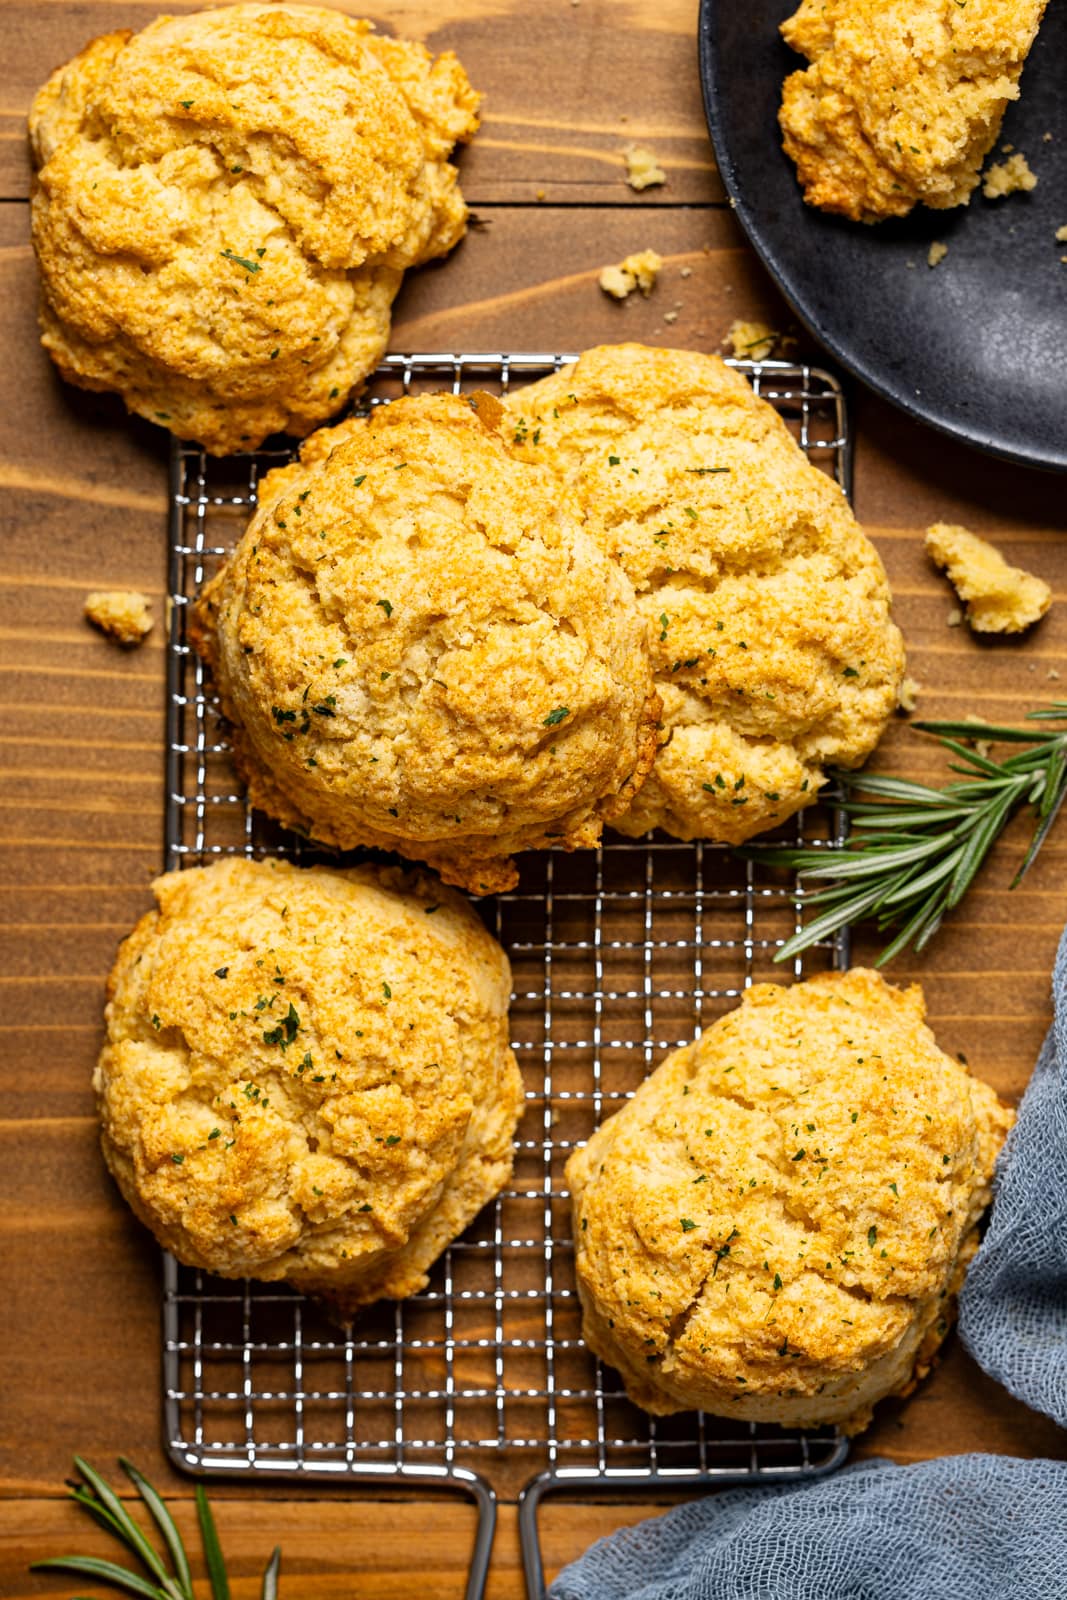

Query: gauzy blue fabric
[[548, 1456, 1067, 1600], [958, 925, 1067, 1427]]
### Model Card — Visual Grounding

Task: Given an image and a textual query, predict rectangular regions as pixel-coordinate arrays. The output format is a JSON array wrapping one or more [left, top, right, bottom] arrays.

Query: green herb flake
[[543, 706, 571, 727], [220, 248, 262, 274], [680, 1217, 697, 1233]]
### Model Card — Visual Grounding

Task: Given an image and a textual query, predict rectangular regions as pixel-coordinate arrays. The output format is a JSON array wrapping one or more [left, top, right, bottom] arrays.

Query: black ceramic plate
[[699, 0, 1067, 472]]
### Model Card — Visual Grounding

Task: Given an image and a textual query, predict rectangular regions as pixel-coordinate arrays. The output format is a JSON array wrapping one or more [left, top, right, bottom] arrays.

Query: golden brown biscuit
[[96, 857, 524, 1315], [507, 345, 903, 843], [191, 392, 660, 893], [567, 969, 1013, 1433], [779, 0, 1048, 222], [29, 5, 480, 453]]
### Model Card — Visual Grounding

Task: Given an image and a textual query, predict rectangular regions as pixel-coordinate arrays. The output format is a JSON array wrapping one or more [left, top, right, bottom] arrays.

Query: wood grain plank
[[2, 0, 723, 203]]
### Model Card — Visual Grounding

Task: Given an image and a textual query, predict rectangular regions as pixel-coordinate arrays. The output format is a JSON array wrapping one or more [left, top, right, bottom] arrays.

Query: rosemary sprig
[[742, 703, 1067, 967], [32, 1458, 281, 1599]]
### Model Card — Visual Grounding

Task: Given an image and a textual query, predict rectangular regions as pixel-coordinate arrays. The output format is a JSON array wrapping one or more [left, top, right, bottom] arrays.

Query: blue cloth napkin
[[958, 924, 1067, 1427], [548, 1456, 1067, 1599]]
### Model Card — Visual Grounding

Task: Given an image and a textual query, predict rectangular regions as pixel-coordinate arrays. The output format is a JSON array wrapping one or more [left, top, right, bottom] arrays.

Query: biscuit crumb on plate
[[623, 144, 666, 191], [926, 522, 1051, 634], [1055, 225, 1067, 242], [85, 589, 153, 646], [927, 241, 948, 268], [982, 151, 1038, 198], [599, 249, 663, 299]]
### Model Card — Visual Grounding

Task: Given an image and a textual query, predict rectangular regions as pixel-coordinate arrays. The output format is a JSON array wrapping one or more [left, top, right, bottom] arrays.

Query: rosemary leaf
[[68, 1458, 186, 1600], [196, 1484, 232, 1600], [120, 1459, 195, 1600], [741, 702, 1067, 965], [30, 1556, 167, 1599], [262, 1547, 282, 1600]]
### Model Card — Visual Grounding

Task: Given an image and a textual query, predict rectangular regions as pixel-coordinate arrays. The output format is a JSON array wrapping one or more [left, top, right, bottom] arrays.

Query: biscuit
[[507, 345, 903, 843], [96, 857, 524, 1315], [29, 5, 480, 453], [779, 0, 1048, 222], [567, 969, 1013, 1432], [191, 392, 660, 893]]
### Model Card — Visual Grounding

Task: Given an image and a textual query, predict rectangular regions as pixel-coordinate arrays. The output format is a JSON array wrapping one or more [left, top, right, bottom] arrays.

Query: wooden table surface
[[3, 0, 1066, 1594]]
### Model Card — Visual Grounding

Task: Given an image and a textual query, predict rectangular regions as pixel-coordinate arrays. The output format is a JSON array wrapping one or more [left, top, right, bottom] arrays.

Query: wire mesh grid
[[162, 354, 852, 1525]]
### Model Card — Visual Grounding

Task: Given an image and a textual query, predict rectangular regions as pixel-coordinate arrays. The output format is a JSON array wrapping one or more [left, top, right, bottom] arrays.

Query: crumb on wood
[[85, 589, 153, 647], [946, 607, 963, 628], [535, 187, 546, 201], [963, 715, 994, 761], [982, 151, 1037, 199], [599, 249, 663, 300], [623, 144, 666, 192], [897, 677, 922, 714], [679, 266, 692, 278], [926, 522, 1052, 635], [723, 318, 779, 360], [663, 310, 679, 324], [927, 241, 948, 268], [1049, 668, 1061, 681]]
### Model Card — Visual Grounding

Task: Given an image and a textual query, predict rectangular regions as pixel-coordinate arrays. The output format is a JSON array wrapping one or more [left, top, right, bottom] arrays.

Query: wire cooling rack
[[163, 354, 852, 1599]]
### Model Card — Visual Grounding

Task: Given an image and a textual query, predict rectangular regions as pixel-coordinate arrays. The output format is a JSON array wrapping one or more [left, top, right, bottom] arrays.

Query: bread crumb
[[663, 310, 679, 324], [926, 522, 1051, 635], [1055, 225, 1067, 243], [927, 241, 949, 268], [1048, 668, 1061, 681], [1043, 131, 1053, 142], [898, 677, 922, 713], [599, 249, 663, 300], [679, 266, 692, 279], [624, 145, 666, 192], [1001, 142, 1014, 154], [982, 151, 1037, 199], [536, 187, 546, 201], [946, 607, 963, 628], [963, 715, 994, 760], [85, 589, 153, 646], [724, 318, 779, 360]]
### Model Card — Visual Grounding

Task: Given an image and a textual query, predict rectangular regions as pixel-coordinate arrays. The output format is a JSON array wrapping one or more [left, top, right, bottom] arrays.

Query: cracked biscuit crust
[[566, 969, 1012, 1433], [507, 345, 903, 844], [191, 393, 660, 894], [28, 4, 480, 453], [96, 857, 524, 1316], [779, 0, 1048, 222]]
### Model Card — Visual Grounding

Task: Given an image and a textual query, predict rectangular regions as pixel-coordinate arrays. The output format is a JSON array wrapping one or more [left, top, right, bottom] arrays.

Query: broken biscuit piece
[[598, 249, 663, 300], [982, 151, 1038, 198], [724, 319, 780, 360], [925, 522, 1051, 634], [623, 145, 666, 191], [85, 589, 153, 646], [898, 676, 922, 713]]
